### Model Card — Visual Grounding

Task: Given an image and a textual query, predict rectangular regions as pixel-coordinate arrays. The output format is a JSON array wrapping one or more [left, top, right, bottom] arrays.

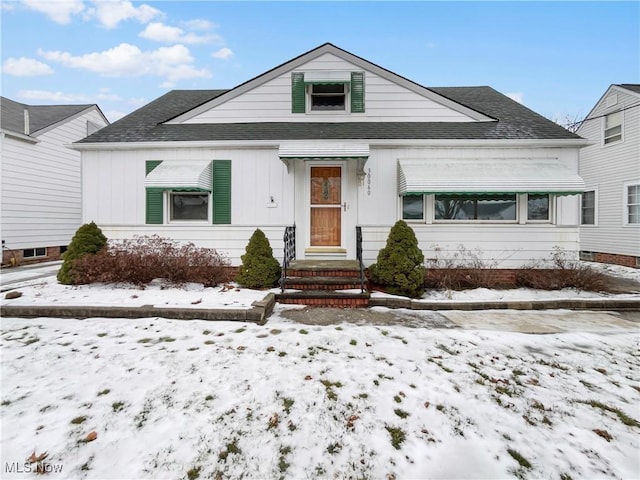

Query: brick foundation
[[580, 251, 639, 269], [2, 245, 63, 267]]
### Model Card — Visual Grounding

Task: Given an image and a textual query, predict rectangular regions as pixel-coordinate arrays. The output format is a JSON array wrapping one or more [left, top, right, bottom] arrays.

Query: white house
[[74, 43, 587, 271], [1, 97, 109, 266], [577, 84, 640, 268]]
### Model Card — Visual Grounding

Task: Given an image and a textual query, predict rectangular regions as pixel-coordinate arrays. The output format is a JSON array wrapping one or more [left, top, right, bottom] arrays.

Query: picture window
[[435, 194, 516, 221]]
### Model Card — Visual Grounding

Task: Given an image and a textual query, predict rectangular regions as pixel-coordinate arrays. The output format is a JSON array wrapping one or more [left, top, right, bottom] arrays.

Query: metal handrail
[[280, 225, 296, 293], [356, 226, 365, 293]]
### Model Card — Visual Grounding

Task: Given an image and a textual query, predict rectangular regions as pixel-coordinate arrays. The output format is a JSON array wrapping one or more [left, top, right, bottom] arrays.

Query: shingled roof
[[617, 84, 640, 94], [1, 96, 102, 136], [77, 85, 581, 144]]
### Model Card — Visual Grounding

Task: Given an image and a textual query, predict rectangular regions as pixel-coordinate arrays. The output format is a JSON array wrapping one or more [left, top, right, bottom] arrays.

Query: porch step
[[283, 276, 363, 291], [280, 259, 369, 307], [276, 290, 370, 308]]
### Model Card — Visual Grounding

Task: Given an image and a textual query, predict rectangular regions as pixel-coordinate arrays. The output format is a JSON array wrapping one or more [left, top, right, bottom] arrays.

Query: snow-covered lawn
[[2, 311, 639, 480]]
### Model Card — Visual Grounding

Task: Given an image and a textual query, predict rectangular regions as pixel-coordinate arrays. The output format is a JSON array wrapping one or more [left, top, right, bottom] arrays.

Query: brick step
[[283, 276, 364, 291], [286, 269, 361, 278], [276, 290, 370, 308]]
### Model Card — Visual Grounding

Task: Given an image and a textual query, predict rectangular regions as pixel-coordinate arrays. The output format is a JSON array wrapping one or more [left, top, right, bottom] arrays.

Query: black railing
[[356, 226, 365, 293], [280, 225, 296, 293]]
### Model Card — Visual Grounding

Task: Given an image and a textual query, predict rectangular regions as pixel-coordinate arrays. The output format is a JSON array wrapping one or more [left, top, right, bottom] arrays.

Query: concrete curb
[[1, 292, 277, 325], [369, 297, 640, 311]]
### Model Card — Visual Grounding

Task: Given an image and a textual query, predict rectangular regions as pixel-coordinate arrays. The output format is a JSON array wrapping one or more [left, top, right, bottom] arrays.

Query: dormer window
[[292, 71, 364, 114]]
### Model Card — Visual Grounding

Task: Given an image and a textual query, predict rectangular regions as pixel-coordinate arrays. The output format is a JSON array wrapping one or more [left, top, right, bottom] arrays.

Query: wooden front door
[[310, 166, 342, 247]]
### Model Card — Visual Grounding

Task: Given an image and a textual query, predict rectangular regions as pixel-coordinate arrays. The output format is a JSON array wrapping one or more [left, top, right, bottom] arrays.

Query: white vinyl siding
[[625, 182, 640, 225], [578, 86, 640, 257], [181, 53, 476, 124], [1, 109, 107, 251]]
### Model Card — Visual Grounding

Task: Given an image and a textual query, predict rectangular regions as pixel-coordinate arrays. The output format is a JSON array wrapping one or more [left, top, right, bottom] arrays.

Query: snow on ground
[[1, 312, 638, 479], [1, 261, 639, 479]]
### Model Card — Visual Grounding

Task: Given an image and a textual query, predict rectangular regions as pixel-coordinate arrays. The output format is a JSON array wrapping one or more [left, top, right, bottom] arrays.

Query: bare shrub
[[73, 235, 230, 287], [425, 245, 501, 290], [515, 247, 607, 291]]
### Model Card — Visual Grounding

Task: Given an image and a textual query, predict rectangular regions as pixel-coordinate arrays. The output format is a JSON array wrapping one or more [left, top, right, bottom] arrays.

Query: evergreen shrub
[[236, 229, 281, 289], [369, 220, 425, 298], [57, 222, 107, 285]]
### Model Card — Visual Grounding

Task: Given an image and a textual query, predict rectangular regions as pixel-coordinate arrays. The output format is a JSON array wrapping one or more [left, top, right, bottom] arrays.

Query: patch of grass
[[393, 395, 402, 403], [97, 333, 107, 337], [112, 402, 125, 412], [335, 326, 343, 331], [385, 426, 406, 450], [1, 400, 11, 406], [577, 400, 640, 427], [202, 330, 211, 335], [394, 408, 410, 419], [512, 369, 525, 377], [186, 466, 201, 480], [71, 416, 87, 425], [282, 397, 294, 414], [204, 340, 215, 345], [349, 339, 357, 346], [594, 368, 607, 375], [234, 327, 246, 334], [320, 379, 343, 401], [205, 395, 214, 401], [270, 329, 282, 335], [357, 393, 369, 399], [327, 442, 342, 454], [436, 343, 459, 355], [137, 338, 153, 344], [218, 438, 241, 461], [278, 446, 291, 473], [24, 337, 40, 345], [278, 351, 287, 357], [159, 336, 176, 343], [298, 329, 309, 335], [507, 449, 531, 469], [560, 474, 573, 480], [537, 359, 569, 371]]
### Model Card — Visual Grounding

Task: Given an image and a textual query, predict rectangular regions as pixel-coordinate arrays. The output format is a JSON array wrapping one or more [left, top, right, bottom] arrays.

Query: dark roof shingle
[[1, 96, 96, 135], [78, 86, 581, 144]]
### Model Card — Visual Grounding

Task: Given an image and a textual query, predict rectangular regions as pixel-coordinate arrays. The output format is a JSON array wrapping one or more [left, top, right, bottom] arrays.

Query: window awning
[[279, 142, 370, 176], [398, 158, 585, 196], [303, 71, 351, 84], [144, 160, 212, 191]]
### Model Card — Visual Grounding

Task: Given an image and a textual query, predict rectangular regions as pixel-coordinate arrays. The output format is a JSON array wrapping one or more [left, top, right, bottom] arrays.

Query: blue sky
[[2, 1, 639, 124]]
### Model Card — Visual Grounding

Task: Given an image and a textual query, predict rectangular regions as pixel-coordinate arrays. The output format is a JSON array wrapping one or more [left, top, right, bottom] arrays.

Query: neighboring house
[[1, 97, 109, 266], [73, 43, 587, 269], [577, 84, 640, 268]]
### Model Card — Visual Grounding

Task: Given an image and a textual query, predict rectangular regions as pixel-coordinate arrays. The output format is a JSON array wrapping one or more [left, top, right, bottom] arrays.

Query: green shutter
[[351, 71, 365, 113], [212, 160, 231, 224], [145, 188, 163, 224], [146, 160, 162, 175], [145, 161, 163, 224], [291, 72, 305, 113]]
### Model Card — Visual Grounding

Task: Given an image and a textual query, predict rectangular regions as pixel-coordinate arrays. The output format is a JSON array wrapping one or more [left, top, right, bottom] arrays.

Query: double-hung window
[[170, 192, 209, 221], [626, 183, 640, 225], [402, 195, 424, 221], [604, 111, 622, 145], [527, 194, 550, 221], [292, 71, 365, 114], [581, 190, 596, 225]]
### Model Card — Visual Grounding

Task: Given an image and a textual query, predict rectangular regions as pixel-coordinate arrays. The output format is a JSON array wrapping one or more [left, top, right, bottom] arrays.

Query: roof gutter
[[69, 138, 592, 151]]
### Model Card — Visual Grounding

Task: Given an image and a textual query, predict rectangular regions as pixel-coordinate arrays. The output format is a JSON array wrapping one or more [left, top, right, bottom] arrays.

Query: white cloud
[[505, 92, 524, 104], [18, 89, 122, 103], [139, 22, 219, 44], [212, 47, 234, 60], [39, 43, 211, 83], [87, 0, 162, 29], [22, 0, 85, 24], [183, 19, 215, 31], [2, 57, 54, 76]]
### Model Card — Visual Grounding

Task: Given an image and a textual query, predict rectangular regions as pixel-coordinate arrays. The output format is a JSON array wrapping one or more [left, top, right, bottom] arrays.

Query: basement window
[[23, 247, 46, 258]]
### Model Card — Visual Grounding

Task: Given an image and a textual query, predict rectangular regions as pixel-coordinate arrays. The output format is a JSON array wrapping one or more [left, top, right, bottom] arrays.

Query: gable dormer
[[169, 43, 492, 125]]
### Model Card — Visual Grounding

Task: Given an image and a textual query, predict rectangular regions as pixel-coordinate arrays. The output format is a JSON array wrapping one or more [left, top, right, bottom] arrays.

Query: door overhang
[[279, 142, 369, 177]]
